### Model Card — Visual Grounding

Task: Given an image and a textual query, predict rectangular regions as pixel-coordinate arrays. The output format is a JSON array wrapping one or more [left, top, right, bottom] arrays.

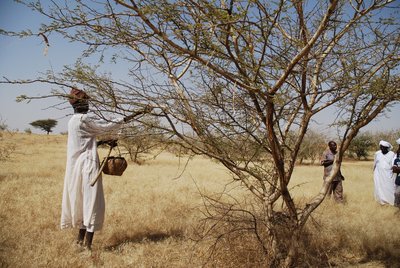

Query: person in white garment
[[61, 88, 150, 250], [373, 140, 396, 205]]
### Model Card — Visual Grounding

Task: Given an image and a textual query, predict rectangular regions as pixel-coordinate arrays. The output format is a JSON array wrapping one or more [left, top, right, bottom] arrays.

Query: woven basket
[[102, 156, 127, 176]]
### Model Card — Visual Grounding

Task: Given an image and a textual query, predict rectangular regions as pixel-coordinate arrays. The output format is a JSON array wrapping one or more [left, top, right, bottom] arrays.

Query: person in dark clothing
[[320, 141, 345, 203]]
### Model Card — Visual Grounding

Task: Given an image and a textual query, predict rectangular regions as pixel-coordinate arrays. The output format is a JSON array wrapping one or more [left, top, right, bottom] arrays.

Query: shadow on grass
[[104, 228, 184, 251]]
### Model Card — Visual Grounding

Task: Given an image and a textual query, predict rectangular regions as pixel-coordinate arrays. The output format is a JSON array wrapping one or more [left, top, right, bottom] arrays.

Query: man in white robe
[[61, 88, 150, 250], [373, 140, 396, 205]]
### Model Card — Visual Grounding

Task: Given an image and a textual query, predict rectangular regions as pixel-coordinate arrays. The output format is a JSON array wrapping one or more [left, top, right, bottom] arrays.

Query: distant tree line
[[347, 129, 400, 160], [116, 124, 399, 164], [5, 115, 400, 164], [295, 128, 400, 163]]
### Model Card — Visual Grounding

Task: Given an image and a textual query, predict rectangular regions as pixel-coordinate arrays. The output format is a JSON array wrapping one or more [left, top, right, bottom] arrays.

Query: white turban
[[397, 138, 400, 145], [379, 140, 392, 149]]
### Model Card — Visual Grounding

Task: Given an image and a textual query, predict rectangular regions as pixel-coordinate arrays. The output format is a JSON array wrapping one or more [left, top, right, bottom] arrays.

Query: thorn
[[38, 32, 50, 47]]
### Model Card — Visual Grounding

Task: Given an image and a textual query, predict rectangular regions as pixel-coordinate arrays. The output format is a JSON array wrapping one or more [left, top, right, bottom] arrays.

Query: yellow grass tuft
[[0, 132, 399, 267]]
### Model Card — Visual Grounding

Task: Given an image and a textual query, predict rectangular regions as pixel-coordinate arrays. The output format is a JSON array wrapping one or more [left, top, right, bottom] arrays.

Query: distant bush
[[0, 123, 7, 131], [119, 118, 167, 164], [371, 129, 400, 150], [347, 129, 400, 159], [24, 128, 32, 134], [297, 130, 326, 164], [348, 133, 374, 160], [0, 117, 7, 131]]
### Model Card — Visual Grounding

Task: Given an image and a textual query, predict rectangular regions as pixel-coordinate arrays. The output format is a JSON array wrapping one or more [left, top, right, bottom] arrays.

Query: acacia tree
[[348, 132, 374, 160], [29, 119, 58, 135], [297, 130, 326, 164], [2, 0, 400, 266], [119, 117, 167, 164]]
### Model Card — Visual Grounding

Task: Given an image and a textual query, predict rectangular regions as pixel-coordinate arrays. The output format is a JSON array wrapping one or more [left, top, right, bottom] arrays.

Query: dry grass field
[[1, 132, 400, 267]]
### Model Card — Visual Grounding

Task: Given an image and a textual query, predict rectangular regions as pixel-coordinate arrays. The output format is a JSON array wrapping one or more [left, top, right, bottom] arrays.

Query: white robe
[[61, 113, 123, 231], [373, 150, 396, 205]]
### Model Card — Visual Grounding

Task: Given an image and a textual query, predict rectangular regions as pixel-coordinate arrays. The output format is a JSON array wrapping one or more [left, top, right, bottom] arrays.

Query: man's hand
[[98, 139, 118, 148], [393, 165, 400, 174], [321, 160, 333, 167], [106, 139, 118, 148]]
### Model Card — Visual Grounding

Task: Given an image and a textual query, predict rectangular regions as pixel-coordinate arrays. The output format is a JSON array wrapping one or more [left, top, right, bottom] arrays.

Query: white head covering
[[379, 140, 392, 149], [396, 138, 400, 145]]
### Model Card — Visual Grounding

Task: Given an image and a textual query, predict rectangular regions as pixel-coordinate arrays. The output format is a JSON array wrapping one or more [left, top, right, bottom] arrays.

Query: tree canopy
[[2, 0, 399, 266], [30, 119, 58, 134]]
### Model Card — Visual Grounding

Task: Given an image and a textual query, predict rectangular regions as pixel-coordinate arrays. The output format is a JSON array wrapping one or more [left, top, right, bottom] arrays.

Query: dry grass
[[291, 162, 400, 267], [1, 132, 400, 267]]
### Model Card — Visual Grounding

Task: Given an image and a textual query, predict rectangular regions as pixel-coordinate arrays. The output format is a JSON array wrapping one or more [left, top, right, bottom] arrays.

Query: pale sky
[[0, 0, 84, 133], [0, 0, 399, 135]]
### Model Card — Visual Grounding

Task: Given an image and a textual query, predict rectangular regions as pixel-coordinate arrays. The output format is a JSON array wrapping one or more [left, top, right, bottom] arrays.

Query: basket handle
[[90, 145, 113, 187]]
